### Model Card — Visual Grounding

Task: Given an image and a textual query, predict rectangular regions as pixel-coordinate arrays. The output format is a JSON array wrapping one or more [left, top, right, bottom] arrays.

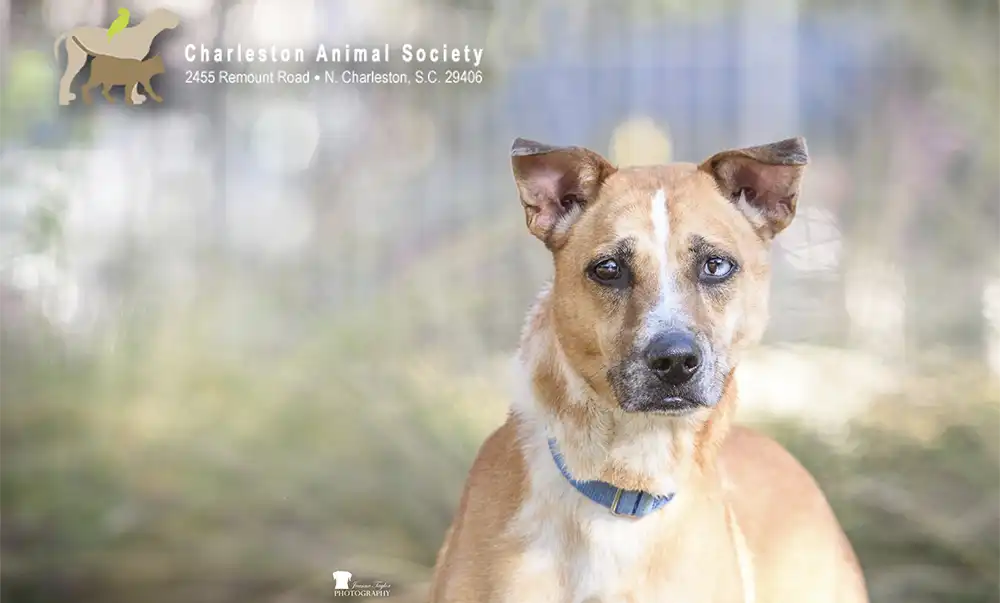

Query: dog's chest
[[504, 496, 741, 603], [562, 515, 674, 603]]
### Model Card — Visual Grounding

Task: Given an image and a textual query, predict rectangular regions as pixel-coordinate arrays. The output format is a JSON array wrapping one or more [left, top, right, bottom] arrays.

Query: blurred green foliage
[[772, 370, 1000, 603], [3, 301, 999, 603], [1, 302, 491, 603], [1, 51, 57, 139]]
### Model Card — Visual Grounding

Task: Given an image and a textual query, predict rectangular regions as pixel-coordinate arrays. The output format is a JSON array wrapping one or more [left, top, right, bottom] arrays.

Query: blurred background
[[1, 0, 998, 601]]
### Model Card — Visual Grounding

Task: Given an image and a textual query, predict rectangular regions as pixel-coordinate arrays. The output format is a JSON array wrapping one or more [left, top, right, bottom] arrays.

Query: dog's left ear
[[511, 138, 617, 250], [700, 137, 809, 238]]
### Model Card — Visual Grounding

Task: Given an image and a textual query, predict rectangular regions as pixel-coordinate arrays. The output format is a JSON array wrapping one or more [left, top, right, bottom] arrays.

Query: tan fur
[[430, 138, 867, 603], [429, 419, 528, 601]]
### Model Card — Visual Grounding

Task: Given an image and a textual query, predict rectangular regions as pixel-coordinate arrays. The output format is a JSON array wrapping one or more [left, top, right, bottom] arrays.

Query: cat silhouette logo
[[53, 7, 179, 106]]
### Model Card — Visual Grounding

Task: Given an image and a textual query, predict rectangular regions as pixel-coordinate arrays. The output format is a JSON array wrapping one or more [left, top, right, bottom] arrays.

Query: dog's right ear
[[511, 138, 616, 250]]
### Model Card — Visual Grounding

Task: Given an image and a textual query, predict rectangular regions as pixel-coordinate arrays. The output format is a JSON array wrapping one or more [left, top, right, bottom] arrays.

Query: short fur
[[429, 138, 868, 603]]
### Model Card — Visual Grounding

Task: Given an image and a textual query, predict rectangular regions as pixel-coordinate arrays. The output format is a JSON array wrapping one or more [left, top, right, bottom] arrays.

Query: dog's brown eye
[[702, 257, 736, 281], [594, 259, 620, 280], [589, 258, 627, 287]]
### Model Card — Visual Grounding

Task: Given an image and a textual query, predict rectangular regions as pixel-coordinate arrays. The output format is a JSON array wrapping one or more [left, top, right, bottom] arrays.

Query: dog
[[76, 42, 165, 106], [428, 137, 868, 602]]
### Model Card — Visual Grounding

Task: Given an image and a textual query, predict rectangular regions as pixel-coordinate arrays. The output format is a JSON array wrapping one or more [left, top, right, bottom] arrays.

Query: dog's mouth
[[624, 395, 706, 415], [607, 351, 725, 416]]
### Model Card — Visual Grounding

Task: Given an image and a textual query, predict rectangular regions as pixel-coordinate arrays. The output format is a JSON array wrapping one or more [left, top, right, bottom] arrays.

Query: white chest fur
[[503, 436, 650, 603], [500, 421, 747, 603], [502, 427, 707, 603]]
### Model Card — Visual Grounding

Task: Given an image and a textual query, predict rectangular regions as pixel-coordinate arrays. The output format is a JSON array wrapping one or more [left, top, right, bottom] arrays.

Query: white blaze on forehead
[[647, 188, 685, 329], [651, 189, 670, 283]]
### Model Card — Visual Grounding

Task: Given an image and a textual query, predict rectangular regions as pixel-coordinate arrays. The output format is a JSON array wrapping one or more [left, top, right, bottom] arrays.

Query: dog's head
[[512, 137, 807, 415]]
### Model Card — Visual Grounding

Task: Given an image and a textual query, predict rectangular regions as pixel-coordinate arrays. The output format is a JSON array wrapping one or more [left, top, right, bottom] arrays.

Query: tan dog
[[77, 46, 165, 106], [429, 138, 868, 602]]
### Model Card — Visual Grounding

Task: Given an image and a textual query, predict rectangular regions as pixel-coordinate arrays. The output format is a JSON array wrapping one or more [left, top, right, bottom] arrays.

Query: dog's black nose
[[645, 331, 701, 385]]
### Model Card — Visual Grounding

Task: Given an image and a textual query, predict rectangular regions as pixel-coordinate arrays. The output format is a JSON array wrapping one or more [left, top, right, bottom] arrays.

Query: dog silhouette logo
[[53, 7, 179, 106], [331, 570, 353, 590]]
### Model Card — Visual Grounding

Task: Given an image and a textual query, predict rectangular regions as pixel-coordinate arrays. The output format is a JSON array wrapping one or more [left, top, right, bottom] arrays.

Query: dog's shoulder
[[429, 417, 529, 602], [721, 426, 867, 602], [720, 426, 836, 533], [721, 427, 817, 486], [450, 417, 528, 540]]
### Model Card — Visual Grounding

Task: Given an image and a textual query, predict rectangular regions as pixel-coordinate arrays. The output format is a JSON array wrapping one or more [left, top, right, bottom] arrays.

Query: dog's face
[[512, 138, 807, 415]]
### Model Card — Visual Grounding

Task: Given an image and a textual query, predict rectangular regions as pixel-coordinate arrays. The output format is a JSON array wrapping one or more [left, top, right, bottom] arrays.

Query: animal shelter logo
[[54, 7, 180, 106], [331, 570, 391, 597]]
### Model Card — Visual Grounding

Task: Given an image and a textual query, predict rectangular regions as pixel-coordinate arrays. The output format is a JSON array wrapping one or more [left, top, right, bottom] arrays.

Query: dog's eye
[[589, 258, 628, 288], [701, 257, 736, 282]]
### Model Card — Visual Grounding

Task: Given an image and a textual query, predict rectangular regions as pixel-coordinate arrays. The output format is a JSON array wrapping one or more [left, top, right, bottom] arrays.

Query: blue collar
[[547, 438, 674, 519]]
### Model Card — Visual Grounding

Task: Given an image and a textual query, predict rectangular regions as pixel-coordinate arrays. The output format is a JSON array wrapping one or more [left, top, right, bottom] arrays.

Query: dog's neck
[[513, 286, 737, 498]]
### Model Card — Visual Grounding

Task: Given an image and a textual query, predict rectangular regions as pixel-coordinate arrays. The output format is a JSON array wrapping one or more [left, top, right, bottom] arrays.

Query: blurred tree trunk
[[0, 0, 9, 98], [836, 0, 996, 364], [896, 1, 997, 362], [205, 0, 230, 268], [737, 0, 799, 148]]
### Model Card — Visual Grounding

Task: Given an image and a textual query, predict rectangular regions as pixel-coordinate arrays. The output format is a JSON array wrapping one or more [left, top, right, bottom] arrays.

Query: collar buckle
[[609, 487, 635, 519]]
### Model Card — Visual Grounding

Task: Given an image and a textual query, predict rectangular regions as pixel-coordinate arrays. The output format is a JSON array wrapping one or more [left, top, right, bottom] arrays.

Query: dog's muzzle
[[608, 328, 722, 414]]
